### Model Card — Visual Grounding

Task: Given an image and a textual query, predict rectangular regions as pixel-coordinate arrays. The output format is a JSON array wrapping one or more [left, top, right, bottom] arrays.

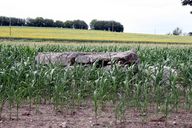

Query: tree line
[[0, 16, 88, 29], [0, 16, 124, 32], [90, 19, 124, 32]]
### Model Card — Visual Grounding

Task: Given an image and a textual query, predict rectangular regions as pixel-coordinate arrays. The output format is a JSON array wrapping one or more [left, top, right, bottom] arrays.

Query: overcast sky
[[0, 0, 192, 34]]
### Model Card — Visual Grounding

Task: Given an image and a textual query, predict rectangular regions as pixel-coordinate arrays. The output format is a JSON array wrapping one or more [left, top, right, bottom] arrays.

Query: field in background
[[0, 26, 192, 44]]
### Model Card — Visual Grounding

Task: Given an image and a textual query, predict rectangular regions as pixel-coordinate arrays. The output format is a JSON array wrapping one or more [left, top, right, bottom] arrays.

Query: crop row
[[0, 44, 192, 121]]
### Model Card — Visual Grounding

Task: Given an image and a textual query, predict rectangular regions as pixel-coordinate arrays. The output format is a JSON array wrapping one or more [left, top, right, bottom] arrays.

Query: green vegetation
[[0, 44, 192, 121], [1, 26, 192, 44], [90, 19, 124, 32], [0, 16, 123, 31]]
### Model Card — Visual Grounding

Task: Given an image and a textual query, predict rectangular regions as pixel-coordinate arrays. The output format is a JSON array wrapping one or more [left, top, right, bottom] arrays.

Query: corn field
[[0, 44, 192, 122]]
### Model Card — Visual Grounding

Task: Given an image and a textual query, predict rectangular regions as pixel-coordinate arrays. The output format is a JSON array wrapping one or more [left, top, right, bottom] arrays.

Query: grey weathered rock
[[35, 49, 140, 67]]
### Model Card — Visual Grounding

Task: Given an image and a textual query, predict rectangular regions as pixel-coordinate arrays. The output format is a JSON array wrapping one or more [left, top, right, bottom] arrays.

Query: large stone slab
[[35, 49, 140, 67]]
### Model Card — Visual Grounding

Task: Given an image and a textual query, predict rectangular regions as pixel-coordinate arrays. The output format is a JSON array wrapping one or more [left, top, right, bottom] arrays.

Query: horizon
[[0, 0, 192, 34]]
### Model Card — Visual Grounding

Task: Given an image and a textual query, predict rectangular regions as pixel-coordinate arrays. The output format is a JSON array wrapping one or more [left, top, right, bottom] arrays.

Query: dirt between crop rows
[[0, 103, 192, 128]]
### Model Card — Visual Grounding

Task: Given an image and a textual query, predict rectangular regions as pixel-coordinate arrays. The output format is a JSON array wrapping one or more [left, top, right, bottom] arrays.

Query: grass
[[0, 26, 192, 44]]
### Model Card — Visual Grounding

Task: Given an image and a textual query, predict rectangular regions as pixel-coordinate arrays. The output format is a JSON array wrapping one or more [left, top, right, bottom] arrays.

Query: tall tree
[[73, 20, 88, 29], [182, 0, 192, 13], [0, 16, 25, 26], [90, 20, 124, 32], [0, 16, 10, 26], [90, 19, 97, 29], [34, 17, 44, 27], [64, 20, 74, 28], [26, 18, 36, 26], [182, 0, 192, 5], [54, 20, 64, 28], [44, 19, 54, 27], [172, 27, 182, 36]]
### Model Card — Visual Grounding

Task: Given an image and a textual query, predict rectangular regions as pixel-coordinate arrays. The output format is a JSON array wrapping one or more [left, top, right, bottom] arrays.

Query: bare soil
[[0, 103, 192, 128]]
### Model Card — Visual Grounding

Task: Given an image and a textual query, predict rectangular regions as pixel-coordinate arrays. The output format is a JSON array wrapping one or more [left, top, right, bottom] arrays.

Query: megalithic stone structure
[[35, 49, 140, 67]]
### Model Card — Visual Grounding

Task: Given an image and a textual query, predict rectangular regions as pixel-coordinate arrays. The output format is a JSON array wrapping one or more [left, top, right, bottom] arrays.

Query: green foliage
[[54, 20, 64, 28], [90, 19, 124, 32], [0, 16, 88, 30], [181, 0, 192, 13], [72, 20, 88, 29], [0, 44, 192, 120], [182, 0, 192, 6], [172, 27, 182, 36], [0, 16, 25, 26], [63, 20, 88, 29]]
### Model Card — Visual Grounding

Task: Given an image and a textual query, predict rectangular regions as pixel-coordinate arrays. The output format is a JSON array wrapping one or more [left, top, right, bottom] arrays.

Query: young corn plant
[[93, 89, 99, 123], [115, 92, 127, 123]]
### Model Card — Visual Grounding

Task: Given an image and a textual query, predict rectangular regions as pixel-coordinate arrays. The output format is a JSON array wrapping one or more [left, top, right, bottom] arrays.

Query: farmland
[[0, 39, 192, 127], [0, 26, 192, 127], [1, 26, 192, 44]]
